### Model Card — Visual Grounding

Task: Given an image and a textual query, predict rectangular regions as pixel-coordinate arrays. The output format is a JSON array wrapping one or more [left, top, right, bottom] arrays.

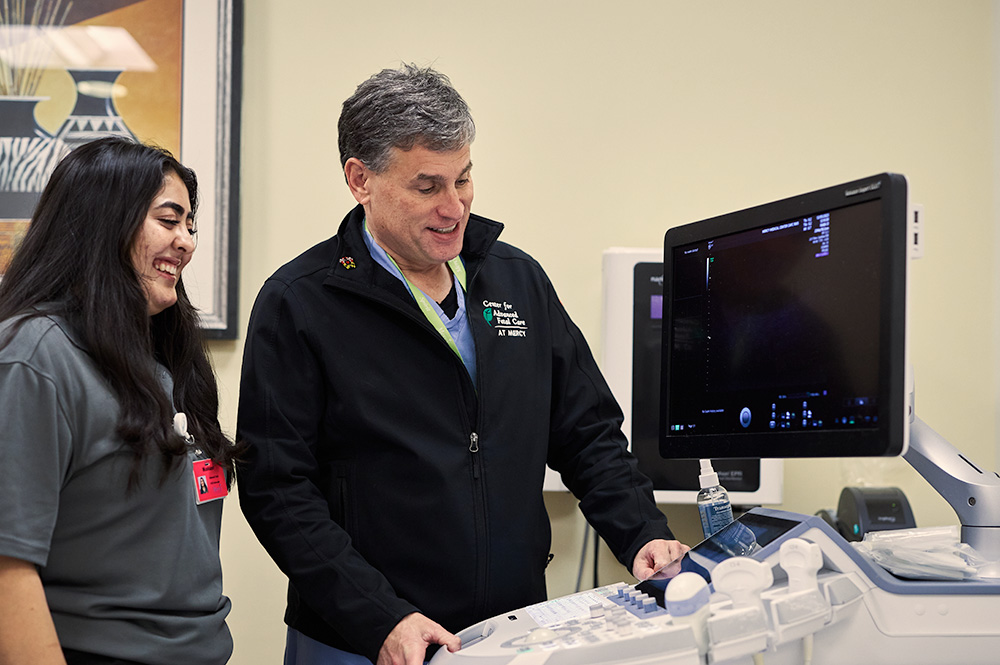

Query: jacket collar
[[323, 204, 504, 293]]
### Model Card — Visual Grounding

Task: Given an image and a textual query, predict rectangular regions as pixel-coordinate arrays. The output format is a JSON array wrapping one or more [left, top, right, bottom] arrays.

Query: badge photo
[[192, 458, 228, 504]]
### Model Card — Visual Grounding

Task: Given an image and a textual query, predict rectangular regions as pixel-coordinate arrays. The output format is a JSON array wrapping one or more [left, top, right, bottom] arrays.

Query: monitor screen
[[659, 173, 909, 459], [636, 511, 800, 593], [676, 511, 799, 582]]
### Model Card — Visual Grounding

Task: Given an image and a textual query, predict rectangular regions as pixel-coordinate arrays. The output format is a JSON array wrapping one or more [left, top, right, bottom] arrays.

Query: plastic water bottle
[[697, 458, 734, 539]]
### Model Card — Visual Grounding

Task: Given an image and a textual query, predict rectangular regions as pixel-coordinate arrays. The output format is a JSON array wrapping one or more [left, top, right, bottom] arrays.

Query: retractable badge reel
[[175, 412, 228, 504]]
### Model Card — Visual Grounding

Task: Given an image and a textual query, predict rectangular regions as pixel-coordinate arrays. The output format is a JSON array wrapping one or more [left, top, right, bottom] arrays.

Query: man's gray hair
[[338, 63, 476, 173]]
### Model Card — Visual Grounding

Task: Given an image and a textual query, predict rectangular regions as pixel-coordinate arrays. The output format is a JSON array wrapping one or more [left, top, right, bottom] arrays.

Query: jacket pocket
[[327, 462, 353, 531]]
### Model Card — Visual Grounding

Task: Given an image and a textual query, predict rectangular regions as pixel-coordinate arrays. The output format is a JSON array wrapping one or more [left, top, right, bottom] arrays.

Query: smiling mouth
[[154, 260, 179, 277], [429, 224, 458, 234]]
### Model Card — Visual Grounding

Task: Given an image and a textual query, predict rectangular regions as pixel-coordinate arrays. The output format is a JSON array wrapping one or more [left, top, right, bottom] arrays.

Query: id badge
[[193, 458, 228, 504], [176, 412, 228, 504]]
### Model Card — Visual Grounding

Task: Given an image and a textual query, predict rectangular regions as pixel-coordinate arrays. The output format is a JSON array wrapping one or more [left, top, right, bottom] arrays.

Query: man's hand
[[377, 612, 461, 665], [631, 539, 691, 581]]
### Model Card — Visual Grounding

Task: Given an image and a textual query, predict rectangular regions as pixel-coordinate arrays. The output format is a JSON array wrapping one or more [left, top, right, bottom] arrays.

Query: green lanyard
[[364, 220, 468, 358], [385, 251, 467, 359]]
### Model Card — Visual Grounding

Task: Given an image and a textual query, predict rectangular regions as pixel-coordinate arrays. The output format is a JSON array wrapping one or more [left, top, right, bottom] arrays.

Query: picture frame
[[178, 0, 243, 339], [0, 0, 243, 338]]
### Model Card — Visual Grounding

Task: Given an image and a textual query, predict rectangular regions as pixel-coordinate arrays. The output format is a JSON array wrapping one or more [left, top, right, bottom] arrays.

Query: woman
[[0, 137, 239, 665]]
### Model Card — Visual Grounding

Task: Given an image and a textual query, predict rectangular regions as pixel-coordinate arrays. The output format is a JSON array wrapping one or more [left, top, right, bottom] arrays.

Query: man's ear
[[344, 158, 371, 204]]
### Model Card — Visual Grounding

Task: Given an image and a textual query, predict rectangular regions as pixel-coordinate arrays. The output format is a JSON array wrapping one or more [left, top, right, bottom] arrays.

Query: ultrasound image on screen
[[667, 199, 883, 437]]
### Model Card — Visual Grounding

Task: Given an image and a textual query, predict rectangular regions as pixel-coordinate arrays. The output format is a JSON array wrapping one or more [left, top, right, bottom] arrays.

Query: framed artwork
[[0, 0, 243, 338]]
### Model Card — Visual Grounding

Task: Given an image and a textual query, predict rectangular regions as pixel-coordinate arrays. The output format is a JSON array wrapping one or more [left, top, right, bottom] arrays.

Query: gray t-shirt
[[0, 314, 232, 664]]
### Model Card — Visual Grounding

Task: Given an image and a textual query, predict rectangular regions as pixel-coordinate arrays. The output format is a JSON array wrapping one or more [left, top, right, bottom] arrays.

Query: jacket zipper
[[335, 239, 494, 615], [470, 432, 481, 478], [465, 285, 488, 617]]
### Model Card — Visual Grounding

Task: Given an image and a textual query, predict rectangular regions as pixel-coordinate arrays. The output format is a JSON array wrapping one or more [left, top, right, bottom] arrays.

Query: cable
[[574, 523, 591, 592], [593, 527, 600, 587]]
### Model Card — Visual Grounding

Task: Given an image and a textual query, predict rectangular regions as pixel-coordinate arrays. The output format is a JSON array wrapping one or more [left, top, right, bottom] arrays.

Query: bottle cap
[[699, 458, 719, 489]]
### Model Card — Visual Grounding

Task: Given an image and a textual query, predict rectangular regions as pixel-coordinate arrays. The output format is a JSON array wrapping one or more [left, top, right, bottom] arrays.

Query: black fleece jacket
[[236, 205, 674, 662]]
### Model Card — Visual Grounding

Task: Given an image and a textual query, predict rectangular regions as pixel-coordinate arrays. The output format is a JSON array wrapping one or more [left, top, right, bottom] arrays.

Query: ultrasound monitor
[[659, 173, 909, 459]]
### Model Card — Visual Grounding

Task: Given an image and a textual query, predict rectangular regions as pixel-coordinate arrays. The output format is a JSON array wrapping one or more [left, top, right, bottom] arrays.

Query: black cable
[[574, 524, 591, 592], [592, 528, 600, 587]]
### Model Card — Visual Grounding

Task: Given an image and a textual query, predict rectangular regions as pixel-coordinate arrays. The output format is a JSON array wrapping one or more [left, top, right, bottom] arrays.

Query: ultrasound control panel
[[430, 509, 1000, 665], [439, 581, 700, 665]]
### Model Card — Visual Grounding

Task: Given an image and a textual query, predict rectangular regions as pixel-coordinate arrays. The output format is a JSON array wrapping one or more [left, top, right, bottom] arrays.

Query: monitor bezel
[[659, 173, 909, 459]]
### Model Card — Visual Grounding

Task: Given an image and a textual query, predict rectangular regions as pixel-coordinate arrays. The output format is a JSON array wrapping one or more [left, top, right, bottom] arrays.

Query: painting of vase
[[0, 0, 183, 273]]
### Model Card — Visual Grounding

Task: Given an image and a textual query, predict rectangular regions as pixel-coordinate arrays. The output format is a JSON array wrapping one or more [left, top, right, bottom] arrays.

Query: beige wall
[[217, 2, 998, 662]]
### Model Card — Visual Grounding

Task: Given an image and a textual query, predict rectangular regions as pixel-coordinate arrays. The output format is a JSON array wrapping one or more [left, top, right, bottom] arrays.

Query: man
[[237, 64, 689, 665]]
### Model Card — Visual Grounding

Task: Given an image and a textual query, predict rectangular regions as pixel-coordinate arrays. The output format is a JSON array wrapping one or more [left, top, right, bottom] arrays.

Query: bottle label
[[698, 499, 734, 539]]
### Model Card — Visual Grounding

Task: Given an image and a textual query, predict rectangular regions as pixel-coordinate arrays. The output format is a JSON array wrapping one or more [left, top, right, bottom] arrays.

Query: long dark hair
[[0, 137, 238, 486]]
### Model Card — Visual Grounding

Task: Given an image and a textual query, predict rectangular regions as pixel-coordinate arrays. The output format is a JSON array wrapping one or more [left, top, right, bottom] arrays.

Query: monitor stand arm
[[904, 416, 1000, 560]]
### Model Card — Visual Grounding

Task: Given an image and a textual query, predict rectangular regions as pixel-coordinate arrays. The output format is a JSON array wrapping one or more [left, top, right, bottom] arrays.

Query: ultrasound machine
[[430, 174, 1000, 665]]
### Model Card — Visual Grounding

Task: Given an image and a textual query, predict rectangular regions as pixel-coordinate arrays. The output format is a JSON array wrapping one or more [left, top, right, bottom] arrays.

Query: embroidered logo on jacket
[[339, 256, 356, 270], [482, 299, 528, 338]]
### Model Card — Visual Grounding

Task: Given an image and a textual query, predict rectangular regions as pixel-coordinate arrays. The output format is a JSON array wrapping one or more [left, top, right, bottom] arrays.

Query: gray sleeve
[[0, 361, 73, 566]]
